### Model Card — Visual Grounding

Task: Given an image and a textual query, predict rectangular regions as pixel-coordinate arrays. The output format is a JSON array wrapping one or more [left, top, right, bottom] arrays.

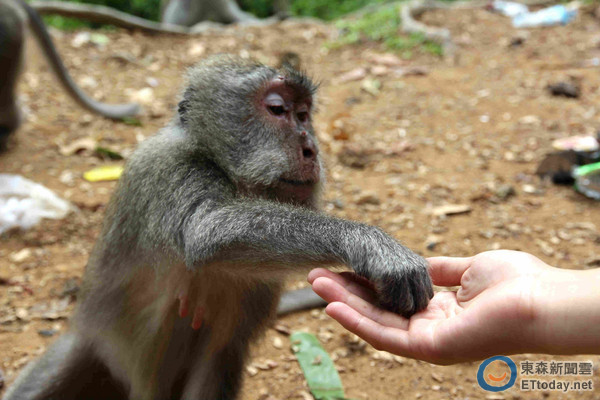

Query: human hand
[[308, 250, 560, 364]]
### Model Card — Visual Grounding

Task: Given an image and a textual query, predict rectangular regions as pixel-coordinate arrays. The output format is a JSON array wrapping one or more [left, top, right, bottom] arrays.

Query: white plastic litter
[[491, 1, 529, 18], [512, 5, 578, 28], [0, 174, 76, 234]]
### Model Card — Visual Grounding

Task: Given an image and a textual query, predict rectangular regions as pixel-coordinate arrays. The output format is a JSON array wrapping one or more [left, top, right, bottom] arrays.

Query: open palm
[[308, 250, 551, 364]]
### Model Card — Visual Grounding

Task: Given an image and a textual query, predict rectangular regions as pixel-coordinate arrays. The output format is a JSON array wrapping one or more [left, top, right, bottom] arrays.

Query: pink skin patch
[[177, 293, 205, 330], [191, 306, 205, 330], [178, 293, 189, 318]]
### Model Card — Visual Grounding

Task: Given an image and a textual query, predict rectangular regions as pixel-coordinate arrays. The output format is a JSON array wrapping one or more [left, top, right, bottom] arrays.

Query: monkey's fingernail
[[301, 131, 307, 137], [178, 294, 189, 318], [191, 307, 204, 330]]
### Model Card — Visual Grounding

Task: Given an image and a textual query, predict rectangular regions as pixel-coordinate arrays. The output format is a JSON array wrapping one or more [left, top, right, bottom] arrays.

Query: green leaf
[[290, 332, 348, 400], [95, 146, 124, 160], [122, 117, 142, 126], [90, 33, 110, 45]]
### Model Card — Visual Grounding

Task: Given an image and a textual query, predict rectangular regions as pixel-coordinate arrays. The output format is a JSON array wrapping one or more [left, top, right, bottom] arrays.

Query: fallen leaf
[[431, 204, 472, 216], [392, 66, 429, 77], [337, 67, 367, 83], [367, 52, 405, 67], [273, 324, 291, 335], [188, 42, 206, 57], [95, 147, 124, 160], [59, 138, 97, 156], [361, 79, 381, 96], [370, 65, 389, 76], [9, 248, 32, 263], [90, 33, 110, 46]]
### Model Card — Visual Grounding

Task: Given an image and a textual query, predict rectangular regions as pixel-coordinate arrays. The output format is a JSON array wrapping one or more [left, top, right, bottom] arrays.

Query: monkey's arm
[[182, 200, 432, 317]]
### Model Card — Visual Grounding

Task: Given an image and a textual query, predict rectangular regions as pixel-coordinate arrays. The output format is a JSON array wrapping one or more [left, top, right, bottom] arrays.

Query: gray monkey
[[0, 0, 140, 149], [161, 0, 289, 26], [162, 0, 258, 26], [4, 55, 433, 400]]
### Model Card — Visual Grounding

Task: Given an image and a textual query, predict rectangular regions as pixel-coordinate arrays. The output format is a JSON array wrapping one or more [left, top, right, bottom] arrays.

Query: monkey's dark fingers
[[427, 256, 474, 287], [377, 265, 433, 318], [308, 268, 377, 303], [313, 277, 409, 330]]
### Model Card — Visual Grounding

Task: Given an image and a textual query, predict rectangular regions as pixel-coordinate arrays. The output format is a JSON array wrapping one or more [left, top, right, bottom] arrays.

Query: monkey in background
[[5, 55, 433, 400], [0, 0, 140, 150]]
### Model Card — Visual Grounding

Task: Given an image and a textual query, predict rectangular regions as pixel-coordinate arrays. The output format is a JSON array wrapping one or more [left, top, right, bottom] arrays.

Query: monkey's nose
[[301, 140, 318, 160]]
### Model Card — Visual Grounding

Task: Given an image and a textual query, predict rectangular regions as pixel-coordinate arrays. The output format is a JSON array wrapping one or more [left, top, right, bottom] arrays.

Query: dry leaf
[[431, 204, 472, 216], [361, 79, 381, 96], [9, 248, 32, 263], [392, 66, 429, 77], [188, 42, 206, 57], [273, 324, 291, 335], [370, 65, 389, 76], [337, 67, 367, 83], [59, 138, 97, 156], [367, 52, 405, 67]]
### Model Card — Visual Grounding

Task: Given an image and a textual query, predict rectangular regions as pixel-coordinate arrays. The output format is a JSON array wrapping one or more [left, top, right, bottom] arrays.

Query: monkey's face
[[257, 77, 321, 205], [179, 55, 322, 206]]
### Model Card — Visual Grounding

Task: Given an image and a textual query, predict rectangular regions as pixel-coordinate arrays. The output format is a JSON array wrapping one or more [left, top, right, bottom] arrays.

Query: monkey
[[0, 0, 140, 149], [4, 54, 433, 400], [160, 0, 290, 27], [277, 286, 326, 314], [161, 0, 258, 27]]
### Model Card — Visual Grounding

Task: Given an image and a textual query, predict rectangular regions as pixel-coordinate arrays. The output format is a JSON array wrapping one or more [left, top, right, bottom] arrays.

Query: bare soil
[[1, 6, 600, 400]]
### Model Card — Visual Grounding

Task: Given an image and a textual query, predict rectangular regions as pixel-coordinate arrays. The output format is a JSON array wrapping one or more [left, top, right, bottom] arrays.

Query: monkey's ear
[[178, 99, 189, 126]]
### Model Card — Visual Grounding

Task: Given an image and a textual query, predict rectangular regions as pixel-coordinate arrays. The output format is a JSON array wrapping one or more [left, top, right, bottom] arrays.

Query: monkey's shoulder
[[115, 128, 235, 204]]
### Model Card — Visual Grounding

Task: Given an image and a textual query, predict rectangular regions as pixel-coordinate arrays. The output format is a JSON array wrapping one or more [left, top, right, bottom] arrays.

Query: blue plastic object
[[512, 5, 577, 28]]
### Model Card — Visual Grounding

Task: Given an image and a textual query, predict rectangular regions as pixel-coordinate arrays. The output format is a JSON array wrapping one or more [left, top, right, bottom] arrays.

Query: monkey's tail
[[17, 0, 141, 120], [277, 287, 326, 315]]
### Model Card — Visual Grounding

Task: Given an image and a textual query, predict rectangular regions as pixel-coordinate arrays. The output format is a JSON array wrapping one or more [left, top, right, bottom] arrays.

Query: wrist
[[530, 268, 600, 355]]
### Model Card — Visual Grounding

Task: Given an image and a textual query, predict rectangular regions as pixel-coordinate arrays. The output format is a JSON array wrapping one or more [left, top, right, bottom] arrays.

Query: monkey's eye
[[297, 111, 309, 122], [268, 105, 286, 116]]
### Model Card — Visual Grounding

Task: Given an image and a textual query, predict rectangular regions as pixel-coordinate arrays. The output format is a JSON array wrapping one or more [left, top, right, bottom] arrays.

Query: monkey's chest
[[149, 265, 280, 353]]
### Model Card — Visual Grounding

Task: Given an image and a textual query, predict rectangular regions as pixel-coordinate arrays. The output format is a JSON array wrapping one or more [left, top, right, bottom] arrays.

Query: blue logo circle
[[477, 355, 517, 392]]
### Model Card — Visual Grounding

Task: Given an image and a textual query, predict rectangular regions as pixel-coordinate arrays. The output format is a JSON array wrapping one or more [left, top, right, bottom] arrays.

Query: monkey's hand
[[352, 228, 433, 318]]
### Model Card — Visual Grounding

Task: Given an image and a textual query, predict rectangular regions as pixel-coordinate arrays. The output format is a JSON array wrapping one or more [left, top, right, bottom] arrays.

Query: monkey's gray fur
[[0, 0, 139, 149], [4, 55, 433, 400]]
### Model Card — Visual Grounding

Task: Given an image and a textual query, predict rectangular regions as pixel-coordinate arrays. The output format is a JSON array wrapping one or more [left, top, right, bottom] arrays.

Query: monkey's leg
[[4, 332, 127, 400], [180, 285, 276, 400], [180, 342, 245, 400]]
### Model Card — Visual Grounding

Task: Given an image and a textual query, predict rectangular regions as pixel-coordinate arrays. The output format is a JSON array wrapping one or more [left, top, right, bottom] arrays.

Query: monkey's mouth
[[279, 178, 315, 186]]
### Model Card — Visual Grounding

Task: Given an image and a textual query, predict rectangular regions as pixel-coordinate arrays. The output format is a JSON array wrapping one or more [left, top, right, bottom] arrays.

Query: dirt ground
[[1, 5, 600, 400]]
